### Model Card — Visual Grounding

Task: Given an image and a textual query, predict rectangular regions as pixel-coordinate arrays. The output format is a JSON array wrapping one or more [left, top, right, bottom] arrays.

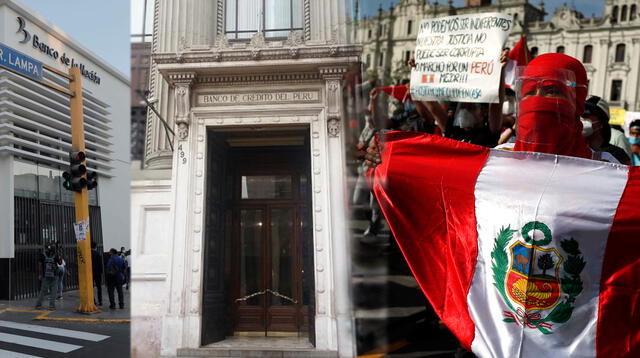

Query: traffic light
[[86, 171, 98, 190], [62, 151, 87, 192]]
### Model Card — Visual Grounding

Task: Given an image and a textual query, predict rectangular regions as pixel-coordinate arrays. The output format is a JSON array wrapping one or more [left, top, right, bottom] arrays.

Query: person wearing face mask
[[629, 119, 640, 165], [580, 96, 630, 164], [498, 88, 517, 145]]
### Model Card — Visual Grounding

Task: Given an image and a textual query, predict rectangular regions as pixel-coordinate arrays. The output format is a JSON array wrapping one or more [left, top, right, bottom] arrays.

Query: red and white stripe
[[372, 132, 640, 358]]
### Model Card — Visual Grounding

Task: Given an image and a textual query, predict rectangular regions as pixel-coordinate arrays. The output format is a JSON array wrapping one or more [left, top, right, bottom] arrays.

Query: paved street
[[350, 203, 459, 357], [0, 290, 130, 357]]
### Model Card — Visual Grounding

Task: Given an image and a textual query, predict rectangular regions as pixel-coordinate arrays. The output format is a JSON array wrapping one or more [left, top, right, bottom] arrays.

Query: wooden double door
[[230, 148, 312, 335], [202, 132, 314, 344]]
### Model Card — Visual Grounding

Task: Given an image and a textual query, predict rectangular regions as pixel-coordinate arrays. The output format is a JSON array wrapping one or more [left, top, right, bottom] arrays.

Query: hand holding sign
[[410, 13, 512, 103]]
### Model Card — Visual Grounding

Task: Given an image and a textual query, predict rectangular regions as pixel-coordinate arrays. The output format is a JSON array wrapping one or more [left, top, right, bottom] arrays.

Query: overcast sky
[[17, 0, 129, 77], [357, 0, 604, 19]]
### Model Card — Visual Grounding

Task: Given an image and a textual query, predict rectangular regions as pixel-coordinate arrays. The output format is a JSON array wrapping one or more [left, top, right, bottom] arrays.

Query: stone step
[[176, 348, 337, 358]]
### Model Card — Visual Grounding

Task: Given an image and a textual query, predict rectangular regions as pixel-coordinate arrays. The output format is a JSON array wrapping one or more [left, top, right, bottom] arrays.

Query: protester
[[365, 52, 625, 357], [125, 251, 131, 291], [415, 49, 508, 148], [629, 119, 640, 165], [106, 248, 126, 309], [56, 250, 66, 300], [581, 96, 630, 164], [366, 50, 508, 166], [610, 124, 632, 159], [370, 53, 615, 164], [35, 244, 61, 310], [91, 241, 104, 306], [497, 87, 517, 145]]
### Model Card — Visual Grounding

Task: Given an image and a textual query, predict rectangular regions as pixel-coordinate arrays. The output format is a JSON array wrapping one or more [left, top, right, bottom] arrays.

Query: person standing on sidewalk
[[106, 248, 126, 309], [91, 242, 104, 306], [35, 244, 61, 310], [56, 250, 66, 300]]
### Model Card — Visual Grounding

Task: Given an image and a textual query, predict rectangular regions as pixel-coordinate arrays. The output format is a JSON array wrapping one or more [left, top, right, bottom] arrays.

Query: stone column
[[160, 71, 197, 357], [598, 38, 611, 100], [144, 0, 215, 170], [320, 66, 355, 358]]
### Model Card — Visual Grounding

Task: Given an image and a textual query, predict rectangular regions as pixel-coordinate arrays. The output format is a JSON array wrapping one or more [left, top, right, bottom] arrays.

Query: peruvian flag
[[372, 132, 640, 357], [376, 85, 410, 102], [505, 35, 531, 87]]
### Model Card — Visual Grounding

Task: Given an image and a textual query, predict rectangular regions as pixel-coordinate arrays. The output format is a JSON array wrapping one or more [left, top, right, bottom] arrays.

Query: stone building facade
[[131, 1, 360, 357], [356, 0, 640, 111]]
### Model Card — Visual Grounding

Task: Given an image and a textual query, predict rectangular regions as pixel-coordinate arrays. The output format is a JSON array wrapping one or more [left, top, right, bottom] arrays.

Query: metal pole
[[69, 66, 97, 313]]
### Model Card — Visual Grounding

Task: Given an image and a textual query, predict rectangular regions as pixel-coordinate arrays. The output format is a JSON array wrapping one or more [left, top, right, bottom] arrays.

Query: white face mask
[[502, 99, 516, 115], [580, 118, 594, 137], [456, 108, 477, 129]]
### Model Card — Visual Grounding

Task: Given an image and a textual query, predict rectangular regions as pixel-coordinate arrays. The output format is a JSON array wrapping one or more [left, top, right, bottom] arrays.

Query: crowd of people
[[352, 50, 638, 247], [35, 243, 131, 311], [350, 49, 640, 357]]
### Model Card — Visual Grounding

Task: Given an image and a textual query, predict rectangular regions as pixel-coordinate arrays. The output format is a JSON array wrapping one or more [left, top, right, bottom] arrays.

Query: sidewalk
[[0, 288, 130, 323]]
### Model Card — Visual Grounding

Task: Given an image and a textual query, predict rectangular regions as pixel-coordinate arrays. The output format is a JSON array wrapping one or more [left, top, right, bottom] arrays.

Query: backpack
[[106, 259, 120, 277], [43, 253, 55, 278]]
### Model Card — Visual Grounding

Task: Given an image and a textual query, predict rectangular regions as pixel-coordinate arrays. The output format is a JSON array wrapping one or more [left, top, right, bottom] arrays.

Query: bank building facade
[[131, 1, 360, 357], [0, 0, 130, 300]]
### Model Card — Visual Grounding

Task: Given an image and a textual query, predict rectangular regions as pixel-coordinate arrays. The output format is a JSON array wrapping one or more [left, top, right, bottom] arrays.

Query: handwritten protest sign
[[410, 13, 512, 103]]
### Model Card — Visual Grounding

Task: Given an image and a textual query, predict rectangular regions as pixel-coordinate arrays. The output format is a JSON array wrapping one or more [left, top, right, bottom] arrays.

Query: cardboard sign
[[609, 107, 626, 126], [410, 13, 512, 103], [74, 219, 90, 242]]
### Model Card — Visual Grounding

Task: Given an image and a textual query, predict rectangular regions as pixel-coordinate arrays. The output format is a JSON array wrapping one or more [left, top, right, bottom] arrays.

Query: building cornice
[[153, 44, 362, 65]]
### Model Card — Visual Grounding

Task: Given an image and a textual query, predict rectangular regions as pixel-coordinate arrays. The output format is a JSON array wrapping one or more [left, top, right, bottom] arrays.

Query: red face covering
[[513, 54, 592, 159]]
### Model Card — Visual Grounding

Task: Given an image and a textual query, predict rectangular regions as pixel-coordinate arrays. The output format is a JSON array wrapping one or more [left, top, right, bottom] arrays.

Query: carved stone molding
[[319, 66, 348, 80], [153, 45, 362, 64], [214, 34, 230, 50], [608, 61, 631, 73], [327, 116, 341, 137], [285, 31, 304, 47], [197, 72, 322, 87], [167, 72, 196, 140], [250, 32, 266, 48]]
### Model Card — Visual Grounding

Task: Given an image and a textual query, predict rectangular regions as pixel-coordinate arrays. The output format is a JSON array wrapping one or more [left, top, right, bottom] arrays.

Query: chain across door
[[233, 203, 304, 334]]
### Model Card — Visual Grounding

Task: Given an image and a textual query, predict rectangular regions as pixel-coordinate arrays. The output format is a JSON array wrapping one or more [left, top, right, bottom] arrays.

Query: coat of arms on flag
[[491, 221, 585, 334]]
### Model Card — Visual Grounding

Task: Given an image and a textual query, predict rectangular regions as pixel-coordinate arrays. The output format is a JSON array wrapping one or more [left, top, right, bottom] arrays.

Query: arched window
[[556, 45, 565, 54], [612, 5, 619, 23], [530, 46, 539, 58], [407, 20, 413, 35], [514, 13, 518, 22], [583, 45, 593, 63], [615, 43, 626, 62], [631, 5, 637, 21], [621, 5, 628, 21]]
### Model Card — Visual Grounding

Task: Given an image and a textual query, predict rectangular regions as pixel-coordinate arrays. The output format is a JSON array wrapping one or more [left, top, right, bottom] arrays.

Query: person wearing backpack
[[35, 244, 61, 310], [105, 248, 126, 309]]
